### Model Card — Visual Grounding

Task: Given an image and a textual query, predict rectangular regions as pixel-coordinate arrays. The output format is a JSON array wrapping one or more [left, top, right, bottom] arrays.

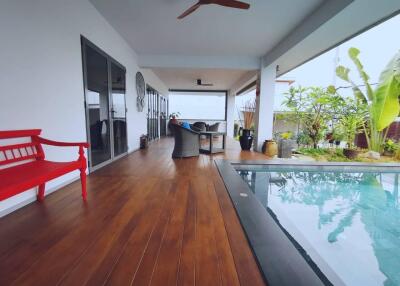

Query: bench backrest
[[0, 129, 44, 166]]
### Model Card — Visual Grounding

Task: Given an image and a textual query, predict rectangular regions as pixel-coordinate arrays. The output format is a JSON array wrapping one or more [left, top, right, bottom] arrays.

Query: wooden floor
[[0, 137, 267, 286]]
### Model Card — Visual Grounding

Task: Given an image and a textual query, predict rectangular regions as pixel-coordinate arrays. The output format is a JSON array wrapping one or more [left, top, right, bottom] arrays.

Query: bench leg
[[37, 184, 45, 202], [80, 169, 87, 201]]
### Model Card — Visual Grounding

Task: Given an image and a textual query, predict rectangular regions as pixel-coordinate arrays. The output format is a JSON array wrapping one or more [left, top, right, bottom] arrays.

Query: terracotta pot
[[262, 140, 278, 157], [239, 129, 253, 150], [343, 148, 359, 159]]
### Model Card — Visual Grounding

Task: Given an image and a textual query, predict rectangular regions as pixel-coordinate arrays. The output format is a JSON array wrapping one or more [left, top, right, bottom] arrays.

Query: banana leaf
[[348, 48, 374, 101], [336, 65, 367, 103], [372, 50, 400, 131], [379, 50, 400, 83], [371, 74, 400, 131]]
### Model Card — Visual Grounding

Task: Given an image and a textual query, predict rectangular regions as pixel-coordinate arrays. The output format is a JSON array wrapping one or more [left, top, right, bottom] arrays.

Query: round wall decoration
[[136, 71, 145, 112]]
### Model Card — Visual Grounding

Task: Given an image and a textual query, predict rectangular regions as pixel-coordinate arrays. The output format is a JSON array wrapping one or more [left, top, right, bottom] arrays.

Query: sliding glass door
[[147, 86, 160, 141], [160, 96, 168, 137], [82, 38, 128, 170], [111, 62, 127, 157]]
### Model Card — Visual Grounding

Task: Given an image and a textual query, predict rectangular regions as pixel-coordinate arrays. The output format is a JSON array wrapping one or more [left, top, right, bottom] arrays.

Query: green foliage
[[274, 112, 298, 122], [297, 147, 350, 162], [332, 129, 344, 141], [372, 74, 400, 131], [335, 98, 366, 149], [335, 48, 400, 152], [384, 139, 398, 153], [297, 132, 312, 146], [283, 86, 340, 148], [338, 113, 364, 149], [281, 131, 293, 140]]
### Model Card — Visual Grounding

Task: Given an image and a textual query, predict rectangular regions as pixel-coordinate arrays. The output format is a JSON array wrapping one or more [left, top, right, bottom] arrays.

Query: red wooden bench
[[0, 129, 89, 202]]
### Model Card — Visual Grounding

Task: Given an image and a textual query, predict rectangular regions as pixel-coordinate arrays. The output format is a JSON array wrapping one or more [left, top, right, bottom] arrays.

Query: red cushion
[[0, 160, 81, 201]]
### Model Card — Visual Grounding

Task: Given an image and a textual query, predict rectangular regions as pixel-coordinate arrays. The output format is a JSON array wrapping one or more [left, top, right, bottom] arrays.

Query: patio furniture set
[[171, 122, 226, 158]]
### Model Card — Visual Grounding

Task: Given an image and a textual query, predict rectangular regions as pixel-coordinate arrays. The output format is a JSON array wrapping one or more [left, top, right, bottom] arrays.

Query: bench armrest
[[35, 136, 89, 148]]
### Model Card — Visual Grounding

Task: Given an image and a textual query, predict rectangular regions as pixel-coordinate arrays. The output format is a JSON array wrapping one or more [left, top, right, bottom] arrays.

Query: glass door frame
[[146, 85, 160, 142], [81, 36, 128, 172], [159, 95, 168, 137]]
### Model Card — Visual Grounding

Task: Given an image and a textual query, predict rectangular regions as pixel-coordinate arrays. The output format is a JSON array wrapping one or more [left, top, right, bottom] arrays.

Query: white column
[[254, 64, 276, 151], [226, 90, 235, 137]]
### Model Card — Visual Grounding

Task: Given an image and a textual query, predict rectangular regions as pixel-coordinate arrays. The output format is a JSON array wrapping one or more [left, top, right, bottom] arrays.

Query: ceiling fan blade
[[177, 2, 202, 19], [212, 0, 250, 9]]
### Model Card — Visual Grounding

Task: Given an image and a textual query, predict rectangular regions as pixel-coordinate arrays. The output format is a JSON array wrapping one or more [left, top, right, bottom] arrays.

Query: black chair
[[192, 122, 207, 132], [171, 124, 200, 158], [207, 122, 220, 132]]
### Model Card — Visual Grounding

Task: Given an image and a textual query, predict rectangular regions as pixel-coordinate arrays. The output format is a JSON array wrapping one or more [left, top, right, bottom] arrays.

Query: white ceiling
[[151, 68, 254, 90], [90, 0, 325, 58], [89, 0, 400, 90]]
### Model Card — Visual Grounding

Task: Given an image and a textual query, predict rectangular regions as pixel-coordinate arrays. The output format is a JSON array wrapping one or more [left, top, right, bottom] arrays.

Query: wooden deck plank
[[193, 176, 223, 286], [176, 183, 197, 286], [126, 181, 177, 286], [10, 179, 137, 286], [105, 180, 176, 286], [0, 137, 267, 286], [149, 178, 189, 286]]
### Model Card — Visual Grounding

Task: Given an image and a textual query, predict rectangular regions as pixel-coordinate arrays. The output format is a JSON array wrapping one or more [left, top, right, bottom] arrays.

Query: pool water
[[236, 167, 400, 286]]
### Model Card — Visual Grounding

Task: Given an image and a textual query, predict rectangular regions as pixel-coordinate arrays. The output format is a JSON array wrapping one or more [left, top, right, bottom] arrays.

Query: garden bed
[[295, 147, 400, 163]]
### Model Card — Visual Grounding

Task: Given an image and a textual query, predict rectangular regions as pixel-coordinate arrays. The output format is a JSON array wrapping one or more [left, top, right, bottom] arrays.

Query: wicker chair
[[207, 122, 220, 132], [171, 124, 200, 158], [192, 122, 207, 132]]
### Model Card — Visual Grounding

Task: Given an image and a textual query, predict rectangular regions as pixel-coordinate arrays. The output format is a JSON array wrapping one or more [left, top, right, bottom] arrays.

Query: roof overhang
[[267, 0, 400, 76]]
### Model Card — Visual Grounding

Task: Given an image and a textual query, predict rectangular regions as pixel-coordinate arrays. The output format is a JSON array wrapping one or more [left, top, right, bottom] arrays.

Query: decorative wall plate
[[136, 72, 145, 112]]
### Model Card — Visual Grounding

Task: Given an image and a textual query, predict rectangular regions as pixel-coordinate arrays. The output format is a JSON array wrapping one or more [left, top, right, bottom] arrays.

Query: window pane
[[169, 91, 226, 120]]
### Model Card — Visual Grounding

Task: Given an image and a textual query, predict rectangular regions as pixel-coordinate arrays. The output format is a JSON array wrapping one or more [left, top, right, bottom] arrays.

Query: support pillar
[[254, 64, 276, 151], [226, 90, 235, 137]]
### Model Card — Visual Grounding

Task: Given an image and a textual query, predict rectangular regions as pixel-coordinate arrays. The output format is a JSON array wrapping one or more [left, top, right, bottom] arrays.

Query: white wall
[[140, 68, 169, 97], [0, 0, 166, 217]]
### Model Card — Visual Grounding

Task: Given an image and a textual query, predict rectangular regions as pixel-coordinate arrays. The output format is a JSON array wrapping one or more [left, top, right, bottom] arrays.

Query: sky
[[169, 91, 226, 120], [236, 13, 400, 116]]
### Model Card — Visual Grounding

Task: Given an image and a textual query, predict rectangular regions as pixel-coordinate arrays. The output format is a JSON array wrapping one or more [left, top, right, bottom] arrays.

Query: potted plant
[[383, 139, 398, 156], [168, 112, 180, 135], [338, 114, 364, 159], [169, 112, 180, 124], [326, 132, 335, 144], [278, 131, 295, 158], [332, 129, 344, 147], [239, 100, 255, 150]]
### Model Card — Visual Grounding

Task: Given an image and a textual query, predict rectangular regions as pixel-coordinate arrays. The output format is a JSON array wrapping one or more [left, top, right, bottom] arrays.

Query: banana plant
[[336, 48, 400, 152]]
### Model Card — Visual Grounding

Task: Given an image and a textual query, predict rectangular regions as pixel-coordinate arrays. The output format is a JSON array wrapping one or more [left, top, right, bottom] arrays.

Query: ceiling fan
[[197, 79, 213, 86], [177, 0, 250, 20]]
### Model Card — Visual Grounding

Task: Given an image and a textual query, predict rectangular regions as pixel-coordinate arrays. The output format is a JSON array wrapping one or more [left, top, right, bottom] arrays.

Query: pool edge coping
[[214, 159, 338, 286]]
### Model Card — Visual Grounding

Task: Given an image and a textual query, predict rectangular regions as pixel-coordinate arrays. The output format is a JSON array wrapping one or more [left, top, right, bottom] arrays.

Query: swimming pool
[[216, 160, 400, 286]]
